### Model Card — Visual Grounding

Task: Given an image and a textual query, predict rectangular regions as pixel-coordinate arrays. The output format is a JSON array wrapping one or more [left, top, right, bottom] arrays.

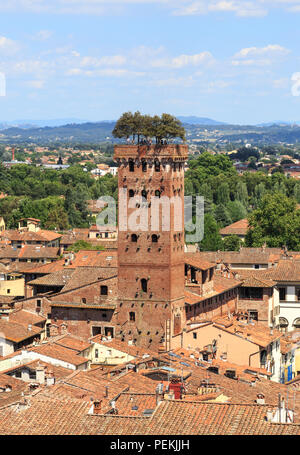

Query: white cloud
[[232, 44, 290, 66], [79, 55, 127, 67], [66, 67, 145, 77], [0, 36, 19, 54], [151, 51, 214, 68], [272, 78, 289, 89], [33, 30, 53, 41], [25, 80, 45, 88], [173, 1, 267, 17]]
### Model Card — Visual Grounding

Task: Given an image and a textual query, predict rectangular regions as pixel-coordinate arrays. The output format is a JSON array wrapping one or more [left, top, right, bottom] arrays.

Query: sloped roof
[[24, 259, 66, 275], [262, 259, 300, 282], [8, 309, 46, 326], [60, 267, 117, 291], [185, 255, 216, 270], [1, 229, 61, 243], [53, 334, 91, 353], [0, 319, 43, 343], [27, 269, 74, 287], [194, 248, 283, 265], [64, 250, 117, 268], [220, 219, 249, 236], [0, 245, 59, 260], [29, 343, 89, 367]]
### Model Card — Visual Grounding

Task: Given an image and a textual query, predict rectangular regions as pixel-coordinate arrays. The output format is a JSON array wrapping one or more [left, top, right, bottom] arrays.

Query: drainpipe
[[249, 349, 261, 367]]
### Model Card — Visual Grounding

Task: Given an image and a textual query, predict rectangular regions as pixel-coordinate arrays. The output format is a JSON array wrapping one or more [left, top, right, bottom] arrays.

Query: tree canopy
[[245, 192, 300, 249], [112, 111, 186, 143]]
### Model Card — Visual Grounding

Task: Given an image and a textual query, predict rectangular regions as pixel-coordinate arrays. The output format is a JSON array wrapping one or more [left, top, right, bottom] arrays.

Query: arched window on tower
[[131, 234, 138, 242], [129, 189, 135, 198], [155, 190, 161, 198], [141, 278, 147, 293], [129, 160, 134, 172], [142, 160, 147, 172], [154, 160, 160, 172], [151, 234, 158, 243], [141, 190, 147, 200]]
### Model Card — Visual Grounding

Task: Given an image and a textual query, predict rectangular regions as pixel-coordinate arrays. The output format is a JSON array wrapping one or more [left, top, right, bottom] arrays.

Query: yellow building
[[0, 268, 24, 297]]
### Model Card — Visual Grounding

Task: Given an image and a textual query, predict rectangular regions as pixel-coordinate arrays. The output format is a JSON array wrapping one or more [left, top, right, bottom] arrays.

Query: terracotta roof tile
[[8, 309, 46, 326], [53, 334, 91, 353], [0, 319, 43, 343], [220, 219, 249, 236], [27, 269, 74, 287], [29, 343, 89, 367]]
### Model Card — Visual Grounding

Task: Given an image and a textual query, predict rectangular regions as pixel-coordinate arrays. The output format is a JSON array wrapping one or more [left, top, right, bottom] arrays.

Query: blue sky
[[1, 1, 300, 124]]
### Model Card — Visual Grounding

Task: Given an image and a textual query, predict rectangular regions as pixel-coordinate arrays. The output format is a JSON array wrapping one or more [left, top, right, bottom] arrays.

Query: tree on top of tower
[[112, 112, 186, 144]]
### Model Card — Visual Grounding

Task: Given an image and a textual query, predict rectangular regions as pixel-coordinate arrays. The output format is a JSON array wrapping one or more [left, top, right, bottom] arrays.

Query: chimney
[[93, 399, 102, 415], [45, 369, 55, 386], [256, 393, 265, 405], [18, 393, 30, 410], [266, 394, 294, 423], [104, 386, 109, 398], [155, 382, 164, 405], [36, 365, 45, 384]]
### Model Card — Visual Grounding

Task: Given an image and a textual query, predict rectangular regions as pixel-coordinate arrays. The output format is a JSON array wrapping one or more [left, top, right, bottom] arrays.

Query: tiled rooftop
[[27, 269, 74, 287], [8, 309, 46, 326], [0, 319, 43, 343], [220, 218, 249, 236]]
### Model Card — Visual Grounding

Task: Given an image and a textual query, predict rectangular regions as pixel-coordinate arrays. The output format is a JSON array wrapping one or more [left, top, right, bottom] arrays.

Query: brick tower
[[114, 143, 188, 349]]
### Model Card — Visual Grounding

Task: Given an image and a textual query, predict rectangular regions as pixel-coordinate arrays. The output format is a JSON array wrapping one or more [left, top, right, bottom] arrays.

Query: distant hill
[[0, 121, 117, 145], [0, 118, 90, 129], [177, 116, 226, 125], [1, 119, 300, 146]]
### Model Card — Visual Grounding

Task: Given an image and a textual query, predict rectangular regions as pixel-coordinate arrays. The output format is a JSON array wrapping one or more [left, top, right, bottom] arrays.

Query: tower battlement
[[114, 144, 188, 161]]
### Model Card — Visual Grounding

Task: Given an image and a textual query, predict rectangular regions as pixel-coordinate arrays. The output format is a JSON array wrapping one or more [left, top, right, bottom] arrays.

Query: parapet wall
[[114, 144, 189, 161]]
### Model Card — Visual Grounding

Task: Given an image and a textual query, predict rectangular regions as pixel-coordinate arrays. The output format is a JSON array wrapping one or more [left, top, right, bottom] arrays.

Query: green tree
[[216, 182, 230, 205], [199, 213, 223, 251], [235, 181, 249, 207], [214, 204, 232, 228], [226, 200, 247, 223], [67, 240, 105, 253], [245, 192, 300, 250], [44, 205, 70, 230], [223, 235, 242, 251]]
